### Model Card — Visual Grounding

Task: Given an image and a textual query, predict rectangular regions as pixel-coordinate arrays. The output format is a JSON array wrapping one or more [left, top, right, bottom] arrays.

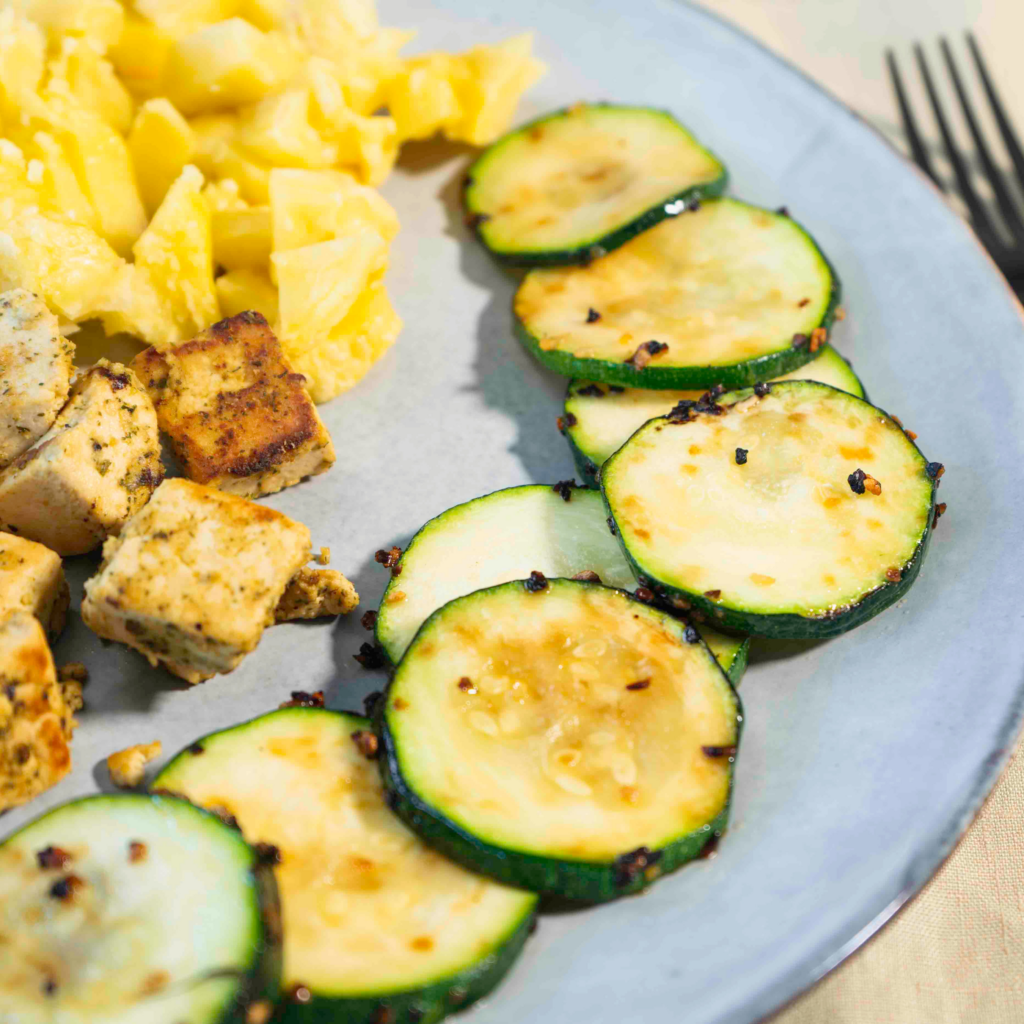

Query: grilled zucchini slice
[[563, 344, 864, 485], [381, 578, 742, 903], [156, 708, 536, 1024], [463, 103, 727, 266], [0, 793, 281, 1024], [602, 381, 938, 639], [375, 484, 748, 684], [514, 197, 840, 388]]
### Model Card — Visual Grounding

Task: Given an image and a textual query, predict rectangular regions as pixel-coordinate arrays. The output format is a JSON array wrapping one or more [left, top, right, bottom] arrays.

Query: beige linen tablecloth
[[691, 2, 1024, 1021]]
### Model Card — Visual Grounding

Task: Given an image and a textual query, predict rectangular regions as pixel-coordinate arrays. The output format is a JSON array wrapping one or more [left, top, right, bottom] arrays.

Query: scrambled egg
[[0, 1, 545, 401]]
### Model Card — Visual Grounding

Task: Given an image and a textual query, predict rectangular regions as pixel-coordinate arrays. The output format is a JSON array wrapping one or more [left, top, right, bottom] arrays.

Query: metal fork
[[887, 34, 1024, 282]]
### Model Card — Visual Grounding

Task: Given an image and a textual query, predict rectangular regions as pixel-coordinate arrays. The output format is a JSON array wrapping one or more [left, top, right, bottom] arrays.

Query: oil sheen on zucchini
[[375, 484, 749, 684], [463, 103, 727, 266], [563, 344, 864, 485], [0, 792, 281, 1024], [602, 381, 937, 639], [380, 579, 742, 903], [156, 708, 536, 1024], [514, 197, 840, 389]]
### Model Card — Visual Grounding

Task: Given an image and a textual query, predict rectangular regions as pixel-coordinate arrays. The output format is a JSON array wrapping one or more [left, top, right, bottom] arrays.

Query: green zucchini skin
[[0, 792, 282, 1024], [378, 580, 743, 904], [515, 266, 842, 390], [601, 383, 938, 641], [564, 426, 603, 489], [723, 639, 750, 688], [157, 710, 536, 1024], [463, 103, 728, 267]]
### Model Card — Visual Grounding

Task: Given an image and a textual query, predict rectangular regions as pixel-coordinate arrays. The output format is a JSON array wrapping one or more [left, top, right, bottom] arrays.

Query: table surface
[[699, 0, 1023, 153]]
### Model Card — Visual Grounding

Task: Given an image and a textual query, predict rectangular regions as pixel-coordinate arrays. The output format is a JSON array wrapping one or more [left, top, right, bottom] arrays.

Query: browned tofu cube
[[81, 479, 312, 684], [133, 312, 336, 498], [0, 360, 163, 556], [0, 533, 69, 641], [0, 612, 79, 813]]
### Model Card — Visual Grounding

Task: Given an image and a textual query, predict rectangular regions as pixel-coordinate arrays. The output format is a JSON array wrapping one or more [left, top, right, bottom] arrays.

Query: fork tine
[[940, 38, 1024, 240], [914, 43, 1004, 251], [965, 33, 1024, 194], [886, 50, 944, 191]]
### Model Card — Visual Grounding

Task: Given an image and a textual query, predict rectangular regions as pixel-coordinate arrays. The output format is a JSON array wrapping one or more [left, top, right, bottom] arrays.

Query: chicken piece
[[81, 478, 311, 684], [274, 568, 358, 622], [107, 740, 162, 788], [0, 360, 163, 555], [0, 533, 69, 641], [0, 612, 78, 813], [0, 289, 75, 469], [132, 311, 335, 498]]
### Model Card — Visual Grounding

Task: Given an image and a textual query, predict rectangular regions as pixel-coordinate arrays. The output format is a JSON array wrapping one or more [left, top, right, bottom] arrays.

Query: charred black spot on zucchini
[[515, 198, 840, 388], [0, 793, 281, 1024], [380, 579, 742, 902], [601, 381, 936, 639], [156, 708, 536, 1024], [373, 484, 749, 685], [463, 103, 727, 266], [563, 344, 865, 486]]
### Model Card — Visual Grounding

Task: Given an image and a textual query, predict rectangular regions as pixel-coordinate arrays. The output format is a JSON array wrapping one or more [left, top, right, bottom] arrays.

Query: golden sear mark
[[386, 590, 406, 605], [823, 496, 841, 509], [410, 936, 434, 952], [581, 165, 615, 183], [682, 464, 699, 476], [750, 573, 775, 586], [140, 970, 170, 996], [688, 445, 701, 456], [823, 574, 836, 586], [867, 519, 883, 531], [839, 445, 873, 460]]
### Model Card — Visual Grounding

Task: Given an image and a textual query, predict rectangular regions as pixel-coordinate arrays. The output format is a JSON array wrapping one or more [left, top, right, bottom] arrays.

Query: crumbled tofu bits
[[107, 741, 162, 789]]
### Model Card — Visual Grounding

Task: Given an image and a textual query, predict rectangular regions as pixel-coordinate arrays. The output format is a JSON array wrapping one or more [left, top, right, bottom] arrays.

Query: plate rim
[[669, 1, 1024, 1019]]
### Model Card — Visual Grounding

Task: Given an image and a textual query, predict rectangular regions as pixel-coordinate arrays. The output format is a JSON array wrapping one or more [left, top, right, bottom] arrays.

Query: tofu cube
[[0, 360, 163, 555], [81, 478, 312, 684], [0, 533, 69, 641], [0, 288, 75, 469], [0, 611, 78, 813], [133, 312, 335, 498]]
